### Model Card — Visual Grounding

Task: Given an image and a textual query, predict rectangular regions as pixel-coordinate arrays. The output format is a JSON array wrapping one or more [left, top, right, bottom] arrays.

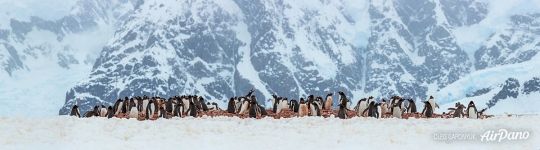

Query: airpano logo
[[433, 128, 531, 143], [480, 129, 530, 142]]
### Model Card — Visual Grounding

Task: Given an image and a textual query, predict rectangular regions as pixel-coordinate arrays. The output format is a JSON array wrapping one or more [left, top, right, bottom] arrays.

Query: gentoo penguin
[[113, 99, 124, 116], [338, 91, 350, 109], [227, 97, 236, 113], [337, 104, 348, 119], [84, 106, 99, 117], [427, 96, 439, 111], [69, 105, 81, 118], [450, 102, 465, 118], [107, 106, 114, 118], [238, 97, 250, 115], [258, 104, 268, 116], [272, 94, 280, 113], [173, 103, 184, 117], [406, 99, 417, 113], [99, 105, 108, 117], [248, 96, 260, 118], [391, 98, 404, 118], [307, 95, 321, 116], [289, 99, 299, 113], [182, 97, 191, 115], [298, 98, 309, 117], [188, 100, 198, 117], [466, 101, 478, 119], [314, 97, 323, 111], [362, 101, 380, 118], [355, 98, 368, 117], [199, 97, 209, 112], [380, 99, 389, 118], [324, 93, 333, 110], [128, 100, 139, 119], [234, 97, 242, 113], [421, 101, 434, 118], [279, 98, 289, 113]]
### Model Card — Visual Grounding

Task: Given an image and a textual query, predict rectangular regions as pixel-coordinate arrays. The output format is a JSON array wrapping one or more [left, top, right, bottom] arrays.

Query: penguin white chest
[[393, 107, 402, 118], [129, 107, 138, 118], [100, 108, 108, 117], [469, 109, 478, 119]]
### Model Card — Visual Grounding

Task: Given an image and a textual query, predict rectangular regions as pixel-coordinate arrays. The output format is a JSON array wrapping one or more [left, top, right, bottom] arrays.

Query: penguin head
[[468, 101, 475, 107], [429, 96, 434, 99]]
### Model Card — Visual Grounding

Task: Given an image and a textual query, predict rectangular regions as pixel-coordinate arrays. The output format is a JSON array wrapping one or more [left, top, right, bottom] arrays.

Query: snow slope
[[0, 116, 538, 150], [436, 55, 540, 114]]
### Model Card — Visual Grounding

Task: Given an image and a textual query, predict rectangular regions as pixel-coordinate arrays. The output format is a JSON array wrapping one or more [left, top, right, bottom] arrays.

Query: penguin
[[188, 100, 198, 117], [128, 102, 139, 119], [146, 99, 156, 118], [337, 104, 348, 119], [307, 95, 321, 116], [199, 97, 209, 112], [238, 97, 250, 115], [227, 97, 236, 113], [234, 97, 242, 113], [380, 99, 389, 118], [272, 94, 280, 113], [182, 97, 191, 115], [165, 98, 174, 115], [248, 96, 260, 118], [309, 102, 321, 116], [450, 102, 465, 118], [159, 105, 170, 119], [362, 101, 380, 118], [69, 105, 81, 118], [99, 105, 108, 117], [466, 101, 478, 119], [258, 104, 268, 116], [107, 106, 114, 118], [173, 103, 184, 117], [113, 99, 124, 116], [324, 93, 333, 110], [298, 98, 309, 117], [354, 98, 368, 117], [391, 98, 404, 118], [288, 99, 299, 113], [421, 101, 434, 118], [314, 97, 323, 111], [277, 98, 289, 114], [139, 99, 149, 119], [406, 99, 417, 113], [427, 96, 439, 111], [338, 91, 350, 109], [84, 106, 99, 118]]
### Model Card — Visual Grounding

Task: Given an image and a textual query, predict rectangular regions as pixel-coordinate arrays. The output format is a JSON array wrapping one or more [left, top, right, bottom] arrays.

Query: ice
[[0, 116, 538, 149]]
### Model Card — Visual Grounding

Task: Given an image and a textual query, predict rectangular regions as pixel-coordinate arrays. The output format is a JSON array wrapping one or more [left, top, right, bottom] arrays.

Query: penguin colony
[[69, 90, 491, 120]]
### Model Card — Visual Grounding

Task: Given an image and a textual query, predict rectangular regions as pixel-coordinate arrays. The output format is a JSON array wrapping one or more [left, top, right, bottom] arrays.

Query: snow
[[436, 55, 540, 114], [453, 0, 540, 63], [0, 0, 78, 29], [0, 116, 538, 149]]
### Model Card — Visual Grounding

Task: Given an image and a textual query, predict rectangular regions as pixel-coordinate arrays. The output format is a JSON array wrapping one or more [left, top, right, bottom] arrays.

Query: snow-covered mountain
[[0, 0, 140, 116], [2, 0, 536, 115], [56, 0, 540, 115]]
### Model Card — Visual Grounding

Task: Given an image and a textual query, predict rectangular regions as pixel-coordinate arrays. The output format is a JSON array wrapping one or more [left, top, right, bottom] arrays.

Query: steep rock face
[[364, 0, 482, 99], [58, 0, 540, 114], [59, 0, 367, 114], [0, 0, 139, 75], [475, 13, 540, 70]]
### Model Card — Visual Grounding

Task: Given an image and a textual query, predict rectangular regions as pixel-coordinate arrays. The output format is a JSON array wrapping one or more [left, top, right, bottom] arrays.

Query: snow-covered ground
[[0, 116, 538, 150]]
